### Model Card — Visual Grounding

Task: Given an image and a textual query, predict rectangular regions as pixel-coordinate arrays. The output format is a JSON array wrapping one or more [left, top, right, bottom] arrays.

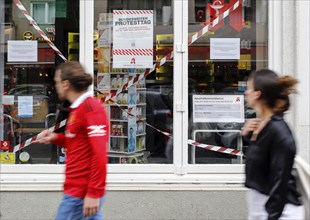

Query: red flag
[[204, 0, 244, 32], [228, 0, 245, 32]]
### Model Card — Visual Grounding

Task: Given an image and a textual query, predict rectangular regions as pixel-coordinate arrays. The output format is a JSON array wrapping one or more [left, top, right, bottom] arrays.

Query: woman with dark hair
[[241, 69, 304, 219]]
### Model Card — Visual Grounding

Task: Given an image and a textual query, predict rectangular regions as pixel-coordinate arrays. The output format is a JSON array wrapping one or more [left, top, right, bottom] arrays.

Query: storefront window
[[1, 0, 268, 167], [0, 0, 79, 164], [188, 0, 268, 164], [93, 0, 174, 165]]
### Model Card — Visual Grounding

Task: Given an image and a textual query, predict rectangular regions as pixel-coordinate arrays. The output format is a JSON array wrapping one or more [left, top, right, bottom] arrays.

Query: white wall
[[296, 0, 310, 163], [270, 0, 310, 164]]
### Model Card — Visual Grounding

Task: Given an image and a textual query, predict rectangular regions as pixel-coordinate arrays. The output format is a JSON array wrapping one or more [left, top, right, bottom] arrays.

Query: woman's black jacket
[[243, 115, 302, 220]]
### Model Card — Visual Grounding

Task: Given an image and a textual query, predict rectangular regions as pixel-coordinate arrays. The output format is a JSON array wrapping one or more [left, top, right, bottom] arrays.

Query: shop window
[[1, 0, 79, 164], [188, 0, 267, 164], [0, 0, 268, 167], [94, 0, 174, 165], [31, 2, 55, 24]]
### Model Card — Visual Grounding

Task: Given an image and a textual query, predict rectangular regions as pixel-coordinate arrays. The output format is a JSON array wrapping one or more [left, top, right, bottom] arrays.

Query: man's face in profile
[[54, 70, 67, 101]]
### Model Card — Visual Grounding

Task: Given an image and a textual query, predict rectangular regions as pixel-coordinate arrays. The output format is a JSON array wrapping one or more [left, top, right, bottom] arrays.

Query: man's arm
[[85, 109, 109, 197], [33, 130, 65, 147], [82, 106, 109, 217], [265, 137, 296, 220]]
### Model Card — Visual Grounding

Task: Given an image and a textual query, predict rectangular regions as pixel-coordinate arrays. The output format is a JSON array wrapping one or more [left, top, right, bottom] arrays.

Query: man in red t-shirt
[[35, 61, 109, 219]]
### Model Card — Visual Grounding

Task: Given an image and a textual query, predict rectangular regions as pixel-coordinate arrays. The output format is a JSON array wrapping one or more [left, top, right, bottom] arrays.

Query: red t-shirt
[[53, 94, 109, 199]]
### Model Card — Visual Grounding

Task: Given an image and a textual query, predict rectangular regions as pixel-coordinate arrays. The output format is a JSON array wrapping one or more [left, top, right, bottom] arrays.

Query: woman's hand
[[241, 118, 261, 136]]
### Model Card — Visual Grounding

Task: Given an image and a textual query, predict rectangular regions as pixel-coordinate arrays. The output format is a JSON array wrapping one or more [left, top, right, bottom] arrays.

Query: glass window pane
[[32, 3, 46, 24], [94, 0, 174, 164], [0, 0, 79, 164], [188, 0, 267, 164], [48, 3, 56, 24]]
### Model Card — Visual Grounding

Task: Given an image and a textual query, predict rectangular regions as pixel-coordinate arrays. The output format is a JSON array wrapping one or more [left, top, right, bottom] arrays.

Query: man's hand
[[33, 130, 57, 144], [83, 196, 100, 217]]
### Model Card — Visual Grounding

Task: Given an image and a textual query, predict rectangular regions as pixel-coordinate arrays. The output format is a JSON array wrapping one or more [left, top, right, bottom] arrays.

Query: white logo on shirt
[[87, 125, 107, 137], [65, 131, 76, 138]]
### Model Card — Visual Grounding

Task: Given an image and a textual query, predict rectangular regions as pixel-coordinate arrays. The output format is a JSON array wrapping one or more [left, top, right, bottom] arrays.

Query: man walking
[[35, 61, 109, 219]]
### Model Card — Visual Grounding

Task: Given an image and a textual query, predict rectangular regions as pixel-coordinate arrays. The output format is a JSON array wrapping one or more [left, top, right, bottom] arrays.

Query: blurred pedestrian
[[35, 61, 109, 219], [241, 69, 304, 220]]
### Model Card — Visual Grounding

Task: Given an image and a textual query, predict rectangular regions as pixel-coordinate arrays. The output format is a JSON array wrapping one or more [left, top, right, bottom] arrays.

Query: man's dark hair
[[56, 61, 92, 92]]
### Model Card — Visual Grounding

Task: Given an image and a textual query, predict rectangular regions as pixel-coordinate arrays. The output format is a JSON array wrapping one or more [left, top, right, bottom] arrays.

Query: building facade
[[1, 0, 309, 219]]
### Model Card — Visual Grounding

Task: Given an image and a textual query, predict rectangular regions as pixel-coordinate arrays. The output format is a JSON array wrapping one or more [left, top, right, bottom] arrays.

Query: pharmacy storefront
[[1, 0, 309, 219]]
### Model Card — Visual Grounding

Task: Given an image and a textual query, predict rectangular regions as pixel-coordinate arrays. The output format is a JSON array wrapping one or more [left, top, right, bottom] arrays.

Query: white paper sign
[[8, 40, 38, 62], [98, 13, 113, 48], [97, 73, 111, 91], [2, 95, 14, 105], [193, 95, 244, 123], [210, 38, 240, 60], [113, 10, 153, 68], [18, 96, 33, 118]]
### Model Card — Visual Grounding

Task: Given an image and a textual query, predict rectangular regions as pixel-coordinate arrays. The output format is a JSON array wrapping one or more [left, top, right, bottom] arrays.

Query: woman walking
[[241, 69, 305, 220]]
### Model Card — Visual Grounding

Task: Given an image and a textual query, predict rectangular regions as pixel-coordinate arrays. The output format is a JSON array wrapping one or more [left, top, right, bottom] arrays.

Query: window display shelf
[[95, 15, 147, 157], [110, 72, 129, 75], [110, 119, 128, 122], [97, 70, 146, 154], [136, 133, 146, 137], [111, 135, 128, 138], [110, 103, 146, 107], [110, 133, 146, 138], [111, 118, 146, 122], [108, 151, 145, 156], [108, 151, 146, 164], [110, 88, 146, 91]]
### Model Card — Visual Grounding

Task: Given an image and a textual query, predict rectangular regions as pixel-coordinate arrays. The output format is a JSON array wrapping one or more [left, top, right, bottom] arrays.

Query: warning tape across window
[[113, 49, 154, 57], [113, 10, 153, 15], [9, 0, 243, 155], [13, 0, 68, 62], [111, 102, 243, 157], [100, 0, 242, 104], [10, 100, 244, 157]]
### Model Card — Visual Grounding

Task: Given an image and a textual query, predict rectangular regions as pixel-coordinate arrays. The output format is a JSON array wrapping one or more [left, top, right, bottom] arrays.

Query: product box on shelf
[[108, 152, 145, 164]]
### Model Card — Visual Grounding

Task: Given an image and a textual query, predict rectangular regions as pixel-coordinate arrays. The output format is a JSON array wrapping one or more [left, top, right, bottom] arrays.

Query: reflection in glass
[[1, 0, 79, 164], [188, 0, 267, 164]]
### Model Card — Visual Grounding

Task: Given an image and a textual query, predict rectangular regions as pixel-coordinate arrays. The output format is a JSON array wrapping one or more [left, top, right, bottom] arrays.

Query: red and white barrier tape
[[147, 122, 242, 157], [10, 0, 242, 153], [102, 0, 242, 103], [113, 49, 154, 56], [188, 139, 243, 157], [146, 118, 242, 157], [113, 10, 153, 15], [112, 102, 243, 157], [13, 0, 68, 62], [9, 102, 243, 157], [101, 51, 173, 104], [11, 120, 67, 153], [188, 0, 242, 46]]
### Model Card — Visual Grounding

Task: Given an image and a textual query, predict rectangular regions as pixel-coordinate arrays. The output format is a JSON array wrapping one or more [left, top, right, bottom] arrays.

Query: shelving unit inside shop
[[102, 69, 148, 164]]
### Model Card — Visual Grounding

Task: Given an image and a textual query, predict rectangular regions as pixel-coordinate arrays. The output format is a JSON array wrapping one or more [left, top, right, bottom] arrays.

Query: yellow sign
[[0, 152, 16, 164], [23, 31, 34, 40], [37, 37, 55, 42]]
